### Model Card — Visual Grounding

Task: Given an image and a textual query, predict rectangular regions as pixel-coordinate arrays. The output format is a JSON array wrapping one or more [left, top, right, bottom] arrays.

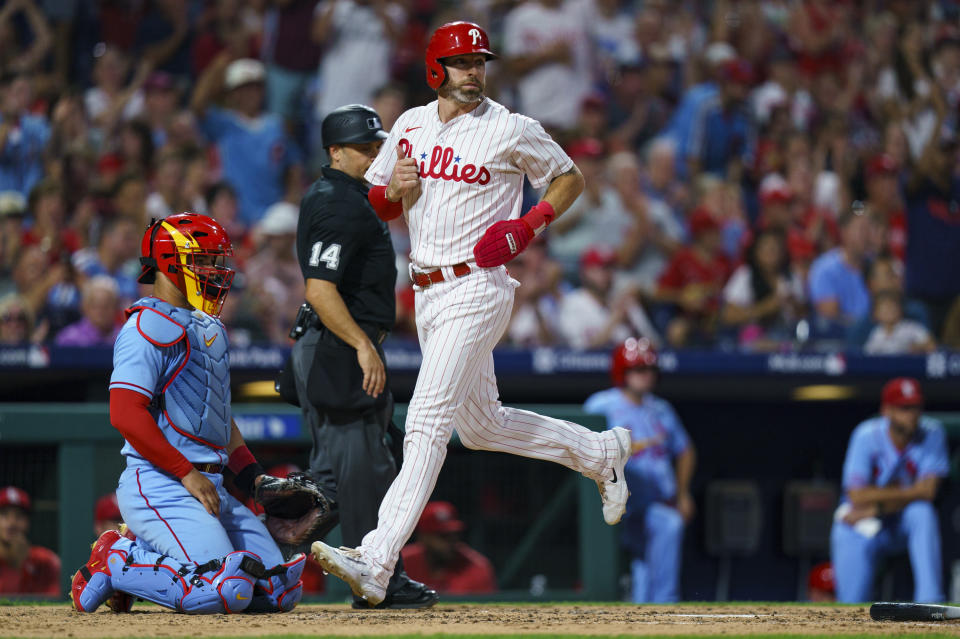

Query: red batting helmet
[[138, 213, 235, 317], [611, 337, 658, 386], [425, 21, 497, 90]]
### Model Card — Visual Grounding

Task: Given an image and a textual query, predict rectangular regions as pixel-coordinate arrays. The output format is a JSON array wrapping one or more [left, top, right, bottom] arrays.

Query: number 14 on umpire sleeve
[[308, 242, 341, 269]]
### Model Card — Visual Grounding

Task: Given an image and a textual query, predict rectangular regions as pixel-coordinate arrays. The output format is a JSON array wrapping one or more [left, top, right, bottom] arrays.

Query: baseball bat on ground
[[870, 602, 960, 621]]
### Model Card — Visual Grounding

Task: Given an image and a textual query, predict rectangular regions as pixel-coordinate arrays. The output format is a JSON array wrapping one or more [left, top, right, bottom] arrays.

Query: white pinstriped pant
[[358, 265, 620, 586]]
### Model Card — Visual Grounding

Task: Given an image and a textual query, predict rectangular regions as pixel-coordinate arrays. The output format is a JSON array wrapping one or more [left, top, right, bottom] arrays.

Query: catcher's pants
[[359, 266, 622, 589], [116, 464, 298, 611], [292, 335, 410, 591]]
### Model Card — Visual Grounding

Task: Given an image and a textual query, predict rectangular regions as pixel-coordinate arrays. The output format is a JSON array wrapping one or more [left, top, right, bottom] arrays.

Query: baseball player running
[[70, 213, 307, 614], [311, 21, 632, 605]]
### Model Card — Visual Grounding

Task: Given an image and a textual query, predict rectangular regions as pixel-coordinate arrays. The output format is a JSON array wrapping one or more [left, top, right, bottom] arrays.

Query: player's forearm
[[541, 166, 585, 218], [190, 52, 229, 115], [305, 279, 373, 351], [848, 479, 938, 509], [226, 419, 246, 455], [675, 446, 696, 495], [226, 419, 266, 495]]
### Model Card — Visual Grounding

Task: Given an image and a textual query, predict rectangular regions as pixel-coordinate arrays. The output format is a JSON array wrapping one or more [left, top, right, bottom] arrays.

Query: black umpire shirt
[[296, 166, 397, 329]]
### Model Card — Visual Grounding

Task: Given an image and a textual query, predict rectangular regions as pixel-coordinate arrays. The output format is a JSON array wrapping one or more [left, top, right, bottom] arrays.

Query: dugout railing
[[0, 403, 619, 602]]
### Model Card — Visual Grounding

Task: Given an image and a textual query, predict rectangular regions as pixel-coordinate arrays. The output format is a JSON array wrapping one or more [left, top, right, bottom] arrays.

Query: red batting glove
[[473, 219, 534, 267], [473, 202, 557, 267]]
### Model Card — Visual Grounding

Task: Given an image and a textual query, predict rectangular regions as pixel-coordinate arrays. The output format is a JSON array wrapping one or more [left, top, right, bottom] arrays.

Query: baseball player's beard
[[442, 81, 484, 105]]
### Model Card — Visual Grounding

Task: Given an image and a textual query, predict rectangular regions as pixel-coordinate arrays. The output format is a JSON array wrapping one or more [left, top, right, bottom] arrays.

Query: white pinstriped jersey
[[365, 97, 573, 267]]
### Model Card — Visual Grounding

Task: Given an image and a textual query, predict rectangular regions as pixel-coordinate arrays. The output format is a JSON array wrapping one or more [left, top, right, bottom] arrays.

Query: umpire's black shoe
[[351, 578, 439, 609]]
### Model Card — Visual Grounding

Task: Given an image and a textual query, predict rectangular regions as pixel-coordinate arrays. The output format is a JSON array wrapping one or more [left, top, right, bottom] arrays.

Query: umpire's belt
[[409, 262, 471, 289], [193, 463, 223, 474]]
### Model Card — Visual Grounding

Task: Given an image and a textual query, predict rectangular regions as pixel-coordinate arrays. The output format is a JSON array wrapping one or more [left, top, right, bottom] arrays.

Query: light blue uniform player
[[830, 377, 949, 603], [70, 213, 305, 614], [585, 338, 696, 603]]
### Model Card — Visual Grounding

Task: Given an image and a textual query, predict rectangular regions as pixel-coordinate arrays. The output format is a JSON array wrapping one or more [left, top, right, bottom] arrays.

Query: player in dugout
[[0, 486, 60, 596], [830, 377, 949, 603], [584, 338, 695, 603]]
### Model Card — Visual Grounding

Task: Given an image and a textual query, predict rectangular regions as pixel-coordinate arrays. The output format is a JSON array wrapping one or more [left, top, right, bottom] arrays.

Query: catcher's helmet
[[321, 104, 388, 149], [138, 213, 235, 317], [425, 21, 497, 90], [611, 337, 658, 386]]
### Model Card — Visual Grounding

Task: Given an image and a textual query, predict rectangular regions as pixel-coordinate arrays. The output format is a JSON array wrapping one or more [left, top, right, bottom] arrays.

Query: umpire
[[291, 104, 437, 609]]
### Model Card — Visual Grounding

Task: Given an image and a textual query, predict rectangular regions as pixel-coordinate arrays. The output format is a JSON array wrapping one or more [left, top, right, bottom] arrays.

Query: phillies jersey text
[[365, 98, 572, 267]]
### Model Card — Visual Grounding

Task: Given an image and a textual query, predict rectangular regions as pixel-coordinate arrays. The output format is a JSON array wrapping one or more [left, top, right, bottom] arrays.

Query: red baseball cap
[[866, 154, 898, 179], [417, 501, 466, 535], [808, 561, 835, 593], [0, 486, 31, 512], [688, 207, 720, 236], [580, 246, 617, 269], [760, 183, 794, 206], [881, 377, 924, 407], [94, 493, 122, 522], [566, 138, 605, 161]]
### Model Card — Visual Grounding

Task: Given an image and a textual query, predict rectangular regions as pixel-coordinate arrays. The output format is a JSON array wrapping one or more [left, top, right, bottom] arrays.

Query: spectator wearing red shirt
[[400, 502, 496, 595], [0, 486, 60, 596], [656, 208, 732, 347], [864, 154, 907, 261]]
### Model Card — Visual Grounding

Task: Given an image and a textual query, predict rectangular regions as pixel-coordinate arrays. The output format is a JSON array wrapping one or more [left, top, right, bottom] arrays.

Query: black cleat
[[351, 578, 439, 610]]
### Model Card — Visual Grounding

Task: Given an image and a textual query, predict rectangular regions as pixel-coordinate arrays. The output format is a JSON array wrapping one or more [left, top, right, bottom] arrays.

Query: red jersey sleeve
[[110, 389, 195, 479]]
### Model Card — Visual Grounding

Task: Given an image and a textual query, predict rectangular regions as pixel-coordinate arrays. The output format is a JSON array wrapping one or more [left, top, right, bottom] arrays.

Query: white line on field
[[668, 614, 769, 618]]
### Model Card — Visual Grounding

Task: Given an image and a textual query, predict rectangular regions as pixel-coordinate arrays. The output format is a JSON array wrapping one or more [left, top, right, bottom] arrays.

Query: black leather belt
[[193, 463, 222, 473]]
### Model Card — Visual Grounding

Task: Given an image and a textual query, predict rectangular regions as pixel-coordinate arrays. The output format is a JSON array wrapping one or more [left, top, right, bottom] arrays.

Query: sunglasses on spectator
[[1, 313, 27, 323]]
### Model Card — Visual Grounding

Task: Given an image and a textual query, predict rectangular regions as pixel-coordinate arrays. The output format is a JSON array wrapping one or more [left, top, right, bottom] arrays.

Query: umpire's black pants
[[290, 326, 408, 592]]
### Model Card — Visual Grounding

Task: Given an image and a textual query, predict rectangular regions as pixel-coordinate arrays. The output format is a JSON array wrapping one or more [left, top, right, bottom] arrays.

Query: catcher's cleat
[[105, 590, 134, 613], [597, 427, 632, 525], [351, 577, 439, 610], [310, 541, 386, 606], [71, 530, 125, 612]]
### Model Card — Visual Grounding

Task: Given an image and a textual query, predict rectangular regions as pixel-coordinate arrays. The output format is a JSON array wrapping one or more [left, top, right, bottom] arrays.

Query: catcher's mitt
[[255, 472, 336, 545]]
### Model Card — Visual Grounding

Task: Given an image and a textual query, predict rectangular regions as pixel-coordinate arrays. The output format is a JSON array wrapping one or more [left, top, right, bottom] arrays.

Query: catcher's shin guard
[[109, 544, 263, 614], [245, 553, 306, 612]]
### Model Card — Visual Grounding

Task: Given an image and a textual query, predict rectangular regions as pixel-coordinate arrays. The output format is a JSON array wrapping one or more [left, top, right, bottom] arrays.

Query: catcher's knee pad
[[179, 551, 261, 614], [246, 553, 306, 613], [111, 546, 263, 614]]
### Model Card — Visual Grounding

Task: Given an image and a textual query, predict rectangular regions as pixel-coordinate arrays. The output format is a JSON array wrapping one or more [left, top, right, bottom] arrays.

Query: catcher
[[70, 213, 333, 614]]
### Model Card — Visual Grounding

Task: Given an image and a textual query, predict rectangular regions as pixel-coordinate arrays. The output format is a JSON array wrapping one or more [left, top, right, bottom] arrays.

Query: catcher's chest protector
[[131, 297, 232, 452]]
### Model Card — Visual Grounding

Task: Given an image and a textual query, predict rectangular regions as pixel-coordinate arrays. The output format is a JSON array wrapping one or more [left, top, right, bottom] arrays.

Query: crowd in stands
[[1, 0, 960, 353]]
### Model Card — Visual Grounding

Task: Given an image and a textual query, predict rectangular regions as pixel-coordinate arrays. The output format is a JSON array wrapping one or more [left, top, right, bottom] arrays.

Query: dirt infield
[[2, 603, 959, 637]]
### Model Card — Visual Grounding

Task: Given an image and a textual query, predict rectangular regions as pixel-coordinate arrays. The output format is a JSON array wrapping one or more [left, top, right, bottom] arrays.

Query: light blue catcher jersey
[[841, 415, 949, 500], [585, 389, 690, 503], [109, 296, 232, 467]]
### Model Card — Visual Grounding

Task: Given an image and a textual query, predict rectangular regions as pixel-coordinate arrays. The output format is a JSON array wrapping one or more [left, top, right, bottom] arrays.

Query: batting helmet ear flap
[[426, 57, 447, 90]]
